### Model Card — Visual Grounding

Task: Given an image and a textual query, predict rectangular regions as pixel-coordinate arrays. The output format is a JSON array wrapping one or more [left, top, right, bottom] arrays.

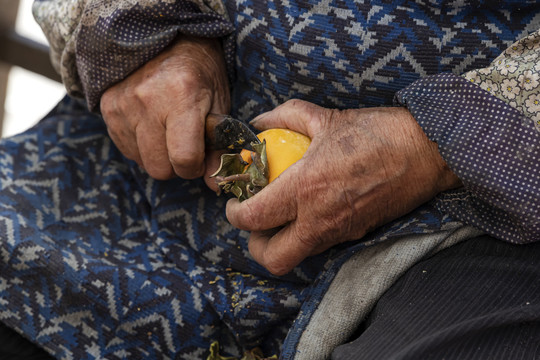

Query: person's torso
[[225, 0, 540, 119]]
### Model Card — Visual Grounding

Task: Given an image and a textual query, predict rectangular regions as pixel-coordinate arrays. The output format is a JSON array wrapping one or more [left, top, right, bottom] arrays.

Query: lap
[[332, 235, 540, 360], [0, 96, 332, 358]]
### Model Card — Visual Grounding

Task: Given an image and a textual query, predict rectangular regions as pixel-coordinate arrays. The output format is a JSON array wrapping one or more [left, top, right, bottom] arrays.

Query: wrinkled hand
[[226, 100, 462, 275], [100, 36, 230, 189]]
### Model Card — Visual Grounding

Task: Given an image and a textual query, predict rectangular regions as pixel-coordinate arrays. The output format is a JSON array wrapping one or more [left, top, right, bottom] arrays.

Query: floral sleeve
[[33, 0, 85, 98], [33, 0, 233, 111], [463, 30, 540, 132], [395, 29, 540, 244]]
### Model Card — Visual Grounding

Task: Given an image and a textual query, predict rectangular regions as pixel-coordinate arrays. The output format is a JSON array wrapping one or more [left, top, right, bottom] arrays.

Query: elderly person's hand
[[99, 35, 230, 189], [226, 100, 462, 275]]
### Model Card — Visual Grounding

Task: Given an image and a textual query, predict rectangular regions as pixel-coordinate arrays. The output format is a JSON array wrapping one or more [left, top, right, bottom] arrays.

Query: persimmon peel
[[211, 128, 311, 201]]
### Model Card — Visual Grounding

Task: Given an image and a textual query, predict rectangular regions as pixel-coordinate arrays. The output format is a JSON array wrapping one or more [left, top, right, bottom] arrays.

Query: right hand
[[99, 35, 230, 189], [226, 100, 462, 275]]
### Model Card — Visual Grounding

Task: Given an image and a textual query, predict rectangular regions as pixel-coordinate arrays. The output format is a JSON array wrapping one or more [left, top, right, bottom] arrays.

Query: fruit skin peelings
[[211, 128, 312, 202], [206, 340, 278, 360], [211, 140, 269, 202]]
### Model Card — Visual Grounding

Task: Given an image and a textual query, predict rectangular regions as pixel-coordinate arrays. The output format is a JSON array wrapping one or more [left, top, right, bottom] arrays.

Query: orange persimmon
[[240, 129, 311, 183]]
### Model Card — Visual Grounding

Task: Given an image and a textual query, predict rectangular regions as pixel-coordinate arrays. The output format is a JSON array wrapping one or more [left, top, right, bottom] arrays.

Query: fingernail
[[249, 111, 269, 125]]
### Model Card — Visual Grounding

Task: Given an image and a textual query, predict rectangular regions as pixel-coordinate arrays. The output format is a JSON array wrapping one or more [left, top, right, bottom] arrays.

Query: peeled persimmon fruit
[[212, 128, 311, 201], [240, 129, 311, 182]]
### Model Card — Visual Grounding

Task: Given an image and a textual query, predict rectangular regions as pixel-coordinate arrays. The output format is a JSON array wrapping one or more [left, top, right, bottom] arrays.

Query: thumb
[[250, 99, 326, 138]]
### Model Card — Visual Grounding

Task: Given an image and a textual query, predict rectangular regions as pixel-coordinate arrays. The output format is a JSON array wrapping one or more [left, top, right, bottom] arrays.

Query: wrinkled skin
[[100, 35, 229, 189], [99, 37, 461, 276], [226, 100, 462, 276]]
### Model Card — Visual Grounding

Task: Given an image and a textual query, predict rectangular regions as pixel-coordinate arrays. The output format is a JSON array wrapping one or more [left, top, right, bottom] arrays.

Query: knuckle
[[169, 149, 202, 169], [177, 70, 201, 89], [285, 98, 307, 109], [106, 121, 134, 148], [312, 106, 336, 132], [280, 99, 311, 117], [326, 108, 342, 124], [234, 200, 264, 230], [105, 122, 127, 147], [283, 99, 329, 133], [104, 116, 121, 133], [100, 94, 120, 121], [294, 223, 320, 250], [99, 95, 112, 116], [264, 256, 289, 276], [133, 83, 153, 104], [169, 69, 208, 101], [169, 150, 204, 179], [112, 141, 139, 164]]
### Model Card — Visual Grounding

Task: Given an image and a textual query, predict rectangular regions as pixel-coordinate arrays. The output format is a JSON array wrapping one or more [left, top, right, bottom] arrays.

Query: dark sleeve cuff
[[75, 1, 235, 111], [395, 73, 540, 244]]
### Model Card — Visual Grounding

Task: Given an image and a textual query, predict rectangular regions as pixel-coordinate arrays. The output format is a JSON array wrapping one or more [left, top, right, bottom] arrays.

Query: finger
[[248, 222, 313, 276], [101, 95, 143, 165], [225, 170, 298, 231], [209, 76, 230, 116], [136, 121, 174, 180], [166, 107, 206, 179], [249, 99, 325, 138], [106, 123, 142, 166]]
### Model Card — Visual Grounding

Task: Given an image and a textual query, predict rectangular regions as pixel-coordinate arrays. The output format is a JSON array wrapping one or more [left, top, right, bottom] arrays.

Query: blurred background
[[1, 0, 65, 138]]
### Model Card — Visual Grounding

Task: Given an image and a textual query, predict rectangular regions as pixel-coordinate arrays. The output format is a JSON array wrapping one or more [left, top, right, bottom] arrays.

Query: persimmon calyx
[[211, 140, 269, 201]]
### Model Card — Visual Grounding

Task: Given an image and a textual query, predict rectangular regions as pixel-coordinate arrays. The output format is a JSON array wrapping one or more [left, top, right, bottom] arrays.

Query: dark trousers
[[0, 323, 54, 360], [332, 235, 540, 360]]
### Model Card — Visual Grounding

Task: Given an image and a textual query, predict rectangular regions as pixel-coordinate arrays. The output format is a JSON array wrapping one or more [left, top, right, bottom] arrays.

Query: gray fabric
[[330, 234, 540, 360], [293, 225, 484, 360]]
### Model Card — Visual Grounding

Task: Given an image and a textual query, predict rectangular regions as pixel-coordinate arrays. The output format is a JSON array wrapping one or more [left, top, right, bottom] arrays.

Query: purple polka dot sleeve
[[74, 1, 234, 111], [395, 73, 540, 244]]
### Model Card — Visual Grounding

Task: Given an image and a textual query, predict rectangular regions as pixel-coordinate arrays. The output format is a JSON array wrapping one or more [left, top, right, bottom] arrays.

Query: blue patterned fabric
[[0, 97, 316, 358], [2, 0, 539, 359], [227, 0, 539, 117], [0, 97, 454, 359]]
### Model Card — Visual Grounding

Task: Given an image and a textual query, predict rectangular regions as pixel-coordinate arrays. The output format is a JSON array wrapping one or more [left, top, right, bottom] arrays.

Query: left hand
[[226, 99, 462, 275], [99, 36, 230, 189]]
